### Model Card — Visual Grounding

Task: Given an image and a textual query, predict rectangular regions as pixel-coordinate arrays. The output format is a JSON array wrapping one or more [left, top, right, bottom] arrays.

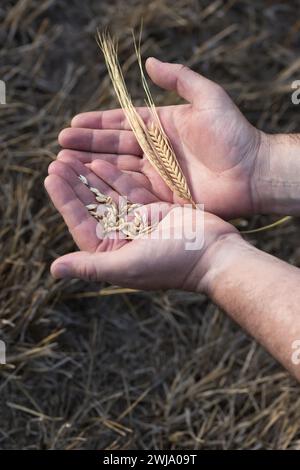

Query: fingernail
[[52, 263, 71, 279], [146, 57, 160, 64]]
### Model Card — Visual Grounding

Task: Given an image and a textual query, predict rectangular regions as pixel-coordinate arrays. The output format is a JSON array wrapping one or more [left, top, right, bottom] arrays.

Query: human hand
[[57, 58, 263, 219], [45, 156, 239, 291]]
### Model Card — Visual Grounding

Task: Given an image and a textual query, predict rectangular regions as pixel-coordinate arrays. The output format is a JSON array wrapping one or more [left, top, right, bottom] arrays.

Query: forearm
[[202, 234, 300, 380], [253, 132, 300, 215]]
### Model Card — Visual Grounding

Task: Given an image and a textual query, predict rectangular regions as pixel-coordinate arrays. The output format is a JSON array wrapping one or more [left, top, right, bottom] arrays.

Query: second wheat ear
[[97, 31, 195, 207]]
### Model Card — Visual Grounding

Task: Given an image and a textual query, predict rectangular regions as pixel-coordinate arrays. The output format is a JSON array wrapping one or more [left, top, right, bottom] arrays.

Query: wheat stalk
[[96, 33, 169, 181], [132, 32, 194, 205], [97, 31, 195, 206]]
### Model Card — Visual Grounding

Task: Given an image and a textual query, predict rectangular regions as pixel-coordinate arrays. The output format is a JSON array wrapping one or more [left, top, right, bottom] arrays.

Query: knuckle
[[80, 261, 98, 282], [176, 63, 189, 74]]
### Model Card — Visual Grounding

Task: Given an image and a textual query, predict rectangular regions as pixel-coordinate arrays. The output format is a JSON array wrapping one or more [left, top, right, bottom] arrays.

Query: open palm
[[56, 58, 261, 219], [45, 157, 237, 289]]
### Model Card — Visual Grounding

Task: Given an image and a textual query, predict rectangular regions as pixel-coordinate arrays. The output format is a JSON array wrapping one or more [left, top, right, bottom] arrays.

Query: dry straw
[[96, 31, 195, 207]]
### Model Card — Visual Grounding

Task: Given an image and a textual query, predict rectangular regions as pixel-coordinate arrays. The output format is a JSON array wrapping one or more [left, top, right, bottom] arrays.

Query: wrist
[[251, 132, 300, 215], [196, 232, 251, 296]]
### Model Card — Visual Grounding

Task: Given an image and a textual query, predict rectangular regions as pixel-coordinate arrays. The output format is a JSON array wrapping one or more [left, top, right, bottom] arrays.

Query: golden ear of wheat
[[147, 123, 194, 203], [97, 31, 195, 207]]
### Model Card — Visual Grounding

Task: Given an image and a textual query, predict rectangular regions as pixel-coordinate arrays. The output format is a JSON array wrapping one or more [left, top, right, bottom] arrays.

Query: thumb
[[145, 57, 219, 104], [50, 250, 129, 283]]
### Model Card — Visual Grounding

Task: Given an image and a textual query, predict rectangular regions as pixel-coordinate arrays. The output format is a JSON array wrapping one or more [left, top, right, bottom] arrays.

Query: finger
[[71, 108, 151, 130], [44, 174, 98, 252], [89, 160, 157, 204], [50, 246, 136, 283], [70, 107, 179, 133], [58, 128, 142, 156], [57, 149, 142, 172], [50, 202, 172, 284], [87, 159, 148, 187], [146, 57, 219, 104], [48, 158, 117, 205], [46, 164, 128, 251]]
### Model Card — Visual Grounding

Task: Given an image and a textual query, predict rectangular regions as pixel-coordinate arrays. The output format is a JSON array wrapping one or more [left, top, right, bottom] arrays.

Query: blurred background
[[1, 0, 300, 450]]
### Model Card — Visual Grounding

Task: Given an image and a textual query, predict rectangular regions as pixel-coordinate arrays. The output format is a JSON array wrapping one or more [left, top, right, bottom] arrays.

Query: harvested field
[[1, 0, 300, 450]]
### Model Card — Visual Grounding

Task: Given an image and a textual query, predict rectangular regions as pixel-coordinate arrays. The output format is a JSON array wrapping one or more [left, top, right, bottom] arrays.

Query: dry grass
[[1, 0, 300, 450]]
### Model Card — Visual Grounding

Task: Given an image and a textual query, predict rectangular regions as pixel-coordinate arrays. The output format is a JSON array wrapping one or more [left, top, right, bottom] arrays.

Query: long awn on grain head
[[96, 30, 195, 207]]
